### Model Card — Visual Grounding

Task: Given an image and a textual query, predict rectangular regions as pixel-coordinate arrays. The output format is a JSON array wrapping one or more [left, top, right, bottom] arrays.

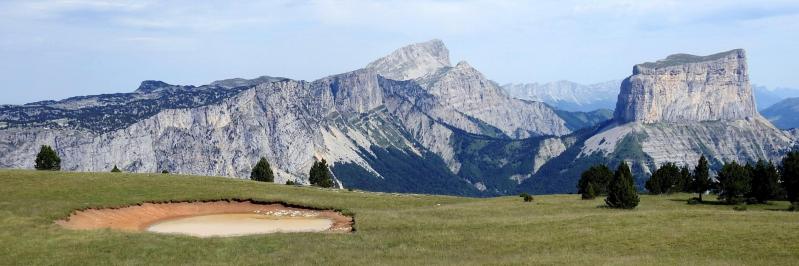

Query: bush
[[161, 170, 169, 174], [732, 205, 748, 211], [34, 145, 61, 171], [309, 159, 334, 188], [519, 193, 533, 202], [605, 162, 639, 209], [250, 157, 274, 182], [286, 180, 296, 185], [111, 165, 121, 173], [523, 195, 534, 202]]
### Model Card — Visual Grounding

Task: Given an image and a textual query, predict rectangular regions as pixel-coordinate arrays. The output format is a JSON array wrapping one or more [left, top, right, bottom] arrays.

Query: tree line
[[33, 145, 335, 188], [579, 152, 799, 209]]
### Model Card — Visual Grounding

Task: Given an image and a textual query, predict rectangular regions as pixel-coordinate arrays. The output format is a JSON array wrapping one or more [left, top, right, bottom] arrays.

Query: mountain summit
[[366, 39, 451, 80]]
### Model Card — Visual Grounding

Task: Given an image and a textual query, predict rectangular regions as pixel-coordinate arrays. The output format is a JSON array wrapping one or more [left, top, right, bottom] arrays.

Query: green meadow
[[1, 169, 797, 265]]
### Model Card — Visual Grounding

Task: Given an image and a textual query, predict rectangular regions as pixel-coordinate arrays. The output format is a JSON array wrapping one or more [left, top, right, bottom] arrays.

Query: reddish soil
[[56, 200, 353, 233]]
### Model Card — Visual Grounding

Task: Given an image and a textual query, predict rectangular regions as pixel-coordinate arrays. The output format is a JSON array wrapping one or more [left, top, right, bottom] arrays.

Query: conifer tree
[[605, 162, 639, 209], [250, 157, 275, 182], [111, 165, 121, 173], [716, 161, 751, 204], [309, 159, 334, 188], [780, 151, 799, 203], [679, 165, 693, 192], [578, 164, 612, 199], [34, 145, 61, 171], [749, 160, 779, 203], [692, 155, 711, 202]]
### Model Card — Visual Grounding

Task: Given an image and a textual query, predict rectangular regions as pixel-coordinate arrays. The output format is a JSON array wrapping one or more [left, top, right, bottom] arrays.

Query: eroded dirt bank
[[56, 200, 353, 233]]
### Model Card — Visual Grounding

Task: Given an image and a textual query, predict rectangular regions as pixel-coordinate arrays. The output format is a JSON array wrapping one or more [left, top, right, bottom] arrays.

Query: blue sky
[[1, 0, 798, 104]]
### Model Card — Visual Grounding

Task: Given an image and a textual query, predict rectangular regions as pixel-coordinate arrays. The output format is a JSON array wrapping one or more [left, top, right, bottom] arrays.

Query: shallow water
[[146, 213, 333, 237]]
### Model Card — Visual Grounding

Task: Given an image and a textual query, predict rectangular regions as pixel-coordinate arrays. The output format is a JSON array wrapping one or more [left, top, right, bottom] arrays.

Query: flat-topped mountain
[[519, 49, 794, 194], [615, 49, 757, 123]]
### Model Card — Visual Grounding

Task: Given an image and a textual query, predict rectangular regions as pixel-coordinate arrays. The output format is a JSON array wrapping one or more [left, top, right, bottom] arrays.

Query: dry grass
[[0, 169, 797, 265]]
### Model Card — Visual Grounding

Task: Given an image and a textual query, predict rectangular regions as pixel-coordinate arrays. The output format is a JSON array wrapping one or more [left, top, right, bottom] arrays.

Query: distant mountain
[[0, 40, 575, 196], [519, 49, 794, 194], [754, 85, 799, 110], [762, 97, 799, 129], [502, 80, 621, 112]]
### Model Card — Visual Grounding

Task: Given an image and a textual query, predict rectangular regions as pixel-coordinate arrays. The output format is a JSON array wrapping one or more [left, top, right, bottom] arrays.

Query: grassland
[[1, 169, 797, 265]]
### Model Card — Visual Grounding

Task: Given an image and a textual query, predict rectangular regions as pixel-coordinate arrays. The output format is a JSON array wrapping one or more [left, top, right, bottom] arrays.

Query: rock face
[[365, 39, 450, 81], [0, 40, 572, 196], [502, 80, 621, 112], [615, 49, 757, 123], [518, 49, 795, 194]]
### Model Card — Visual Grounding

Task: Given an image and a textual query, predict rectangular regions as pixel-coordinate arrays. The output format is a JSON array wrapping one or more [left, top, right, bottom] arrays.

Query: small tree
[[309, 159, 334, 188], [605, 162, 640, 209], [161, 170, 169, 174], [34, 145, 61, 171], [578, 165, 613, 199], [691, 155, 711, 202], [716, 161, 751, 204], [250, 157, 274, 182], [749, 160, 779, 203], [111, 165, 121, 173], [781, 151, 799, 203]]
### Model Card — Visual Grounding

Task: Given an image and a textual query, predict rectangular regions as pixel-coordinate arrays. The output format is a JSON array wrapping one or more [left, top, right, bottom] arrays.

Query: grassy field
[[1, 169, 797, 265]]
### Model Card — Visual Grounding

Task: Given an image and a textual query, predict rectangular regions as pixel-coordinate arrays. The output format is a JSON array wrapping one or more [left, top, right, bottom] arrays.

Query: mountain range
[[0, 40, 794, 195]]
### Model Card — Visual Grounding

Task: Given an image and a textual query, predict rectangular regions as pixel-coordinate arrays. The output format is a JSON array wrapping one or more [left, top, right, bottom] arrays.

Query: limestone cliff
[[614, 49, 757, 123]]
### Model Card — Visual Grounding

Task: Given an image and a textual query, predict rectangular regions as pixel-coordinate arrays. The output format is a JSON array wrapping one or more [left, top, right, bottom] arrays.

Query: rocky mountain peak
[[366, 39, 451, 80], [614, 49, 757, 124], [135, 80, 173, 93]]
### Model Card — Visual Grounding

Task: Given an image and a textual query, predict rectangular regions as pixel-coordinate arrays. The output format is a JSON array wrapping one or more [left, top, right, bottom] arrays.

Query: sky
[[1, 0, 798, 104]]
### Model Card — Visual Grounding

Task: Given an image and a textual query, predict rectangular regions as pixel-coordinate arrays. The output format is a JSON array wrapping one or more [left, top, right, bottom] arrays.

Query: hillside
[[762, 97, 799, 129], [0, 170, 797, 265]]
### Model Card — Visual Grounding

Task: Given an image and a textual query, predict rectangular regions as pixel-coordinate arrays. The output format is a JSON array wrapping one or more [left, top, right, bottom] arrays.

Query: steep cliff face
[[614, 49, 757, 123], [519, 49, 795, 194], [368, 41, 570, 139]]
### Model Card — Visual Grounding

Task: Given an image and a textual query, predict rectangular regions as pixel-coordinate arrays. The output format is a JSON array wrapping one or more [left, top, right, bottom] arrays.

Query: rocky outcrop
[[580, 49, 793, 169], [614, 49, 758, 123], [366, 39, 450, 81]]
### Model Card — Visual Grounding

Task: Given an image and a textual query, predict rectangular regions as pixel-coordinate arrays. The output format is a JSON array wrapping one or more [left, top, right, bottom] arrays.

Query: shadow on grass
[[668, 199, 728, 205]]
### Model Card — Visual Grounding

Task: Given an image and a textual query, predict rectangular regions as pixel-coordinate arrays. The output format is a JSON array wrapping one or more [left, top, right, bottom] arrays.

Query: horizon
[[1, 0, 798, 104]]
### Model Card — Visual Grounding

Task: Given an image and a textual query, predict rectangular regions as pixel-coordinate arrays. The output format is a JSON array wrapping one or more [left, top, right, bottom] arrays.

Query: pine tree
[[749, 160, 779, 203], [679, 165, 693, 192], [34, 145, 61, 171], [309, 159, 334, 188], [692, 155, 711, 202], [578, 164, 613, 199], [780, 150, 799, 203], [646, 162, 681, 194], [605, 162, 640, 209], [716, 161, 751, 204], [250, 157, 274, 182], [111, 165, 121, 173]]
